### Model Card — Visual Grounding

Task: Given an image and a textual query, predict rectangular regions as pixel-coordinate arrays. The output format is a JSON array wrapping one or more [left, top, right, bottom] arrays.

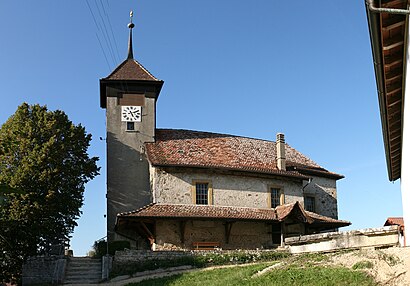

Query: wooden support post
[[139, 221, 155, 248], [224, 222, 234, 244], [280, 222, 285, 247], [179, 221, 187, 243]]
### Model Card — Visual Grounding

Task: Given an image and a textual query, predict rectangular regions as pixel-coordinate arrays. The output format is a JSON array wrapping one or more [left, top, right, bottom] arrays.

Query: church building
[[99, 15, 350, 251]]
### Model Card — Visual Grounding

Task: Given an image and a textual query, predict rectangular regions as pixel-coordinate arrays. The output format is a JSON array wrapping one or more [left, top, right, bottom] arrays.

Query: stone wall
[[113, 248, 284, 268], [114, 249, 189, 264], [286, 226, 400, 253], [303, 176, 338, 218], [154, 219, 273, 250], [22, 255, 66, 285], [151, 168, 304, 209]]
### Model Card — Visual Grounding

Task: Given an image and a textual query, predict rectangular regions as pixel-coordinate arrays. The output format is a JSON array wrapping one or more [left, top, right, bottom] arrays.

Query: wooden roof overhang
[[366, 0, 410, 181], [115, 203, 351, 234]]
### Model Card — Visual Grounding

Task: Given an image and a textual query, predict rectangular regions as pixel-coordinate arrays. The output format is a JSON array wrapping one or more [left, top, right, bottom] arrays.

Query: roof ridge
[[105, 60, 127, 79], [156, 203, 275, 211], [118, 202, 156, 216], [104, 58, 160, 81], [133, 59, 159, 81], [155, 128, 281, 143]]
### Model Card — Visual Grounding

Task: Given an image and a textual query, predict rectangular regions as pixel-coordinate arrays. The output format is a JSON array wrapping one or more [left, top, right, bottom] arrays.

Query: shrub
[[92, 240, 130, 257]]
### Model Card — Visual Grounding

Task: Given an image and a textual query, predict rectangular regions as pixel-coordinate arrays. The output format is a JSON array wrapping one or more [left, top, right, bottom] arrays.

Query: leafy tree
[[0, 103, 99, 283]]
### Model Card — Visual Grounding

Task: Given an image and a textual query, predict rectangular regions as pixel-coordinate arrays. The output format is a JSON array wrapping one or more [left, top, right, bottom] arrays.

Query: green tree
[[0, 103, 99, 283]]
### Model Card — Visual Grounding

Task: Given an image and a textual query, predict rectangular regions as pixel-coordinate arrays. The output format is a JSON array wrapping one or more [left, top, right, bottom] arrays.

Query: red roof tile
[[118, 203, 276, 221], [105, 59, 160, 81], [384, 217, 404, 228], [146, 129, 341, 179], [306, 211, 350, 226], [276, 201, 312, 223], [117, 202, 350, 227]]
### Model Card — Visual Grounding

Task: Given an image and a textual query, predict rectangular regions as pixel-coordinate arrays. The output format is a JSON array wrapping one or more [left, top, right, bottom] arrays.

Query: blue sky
[[0, 1, 402, 256]]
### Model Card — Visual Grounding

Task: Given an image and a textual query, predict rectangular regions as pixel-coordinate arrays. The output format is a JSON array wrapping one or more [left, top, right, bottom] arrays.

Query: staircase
[[63, 257, 102, 284]]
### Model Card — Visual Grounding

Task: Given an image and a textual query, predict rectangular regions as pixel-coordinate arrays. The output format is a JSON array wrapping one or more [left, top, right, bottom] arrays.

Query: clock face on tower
[[121, 106, 141, 122]]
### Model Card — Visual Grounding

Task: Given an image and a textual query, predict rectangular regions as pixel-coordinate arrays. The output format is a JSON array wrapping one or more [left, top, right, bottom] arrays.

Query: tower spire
[[127, 10, 135, 60]]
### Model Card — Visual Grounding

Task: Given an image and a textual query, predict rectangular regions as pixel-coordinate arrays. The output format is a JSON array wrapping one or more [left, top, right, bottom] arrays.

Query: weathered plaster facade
[[302, 176, 338, 219], [106, 90, 157, 241], [151, 167, 304, 209], [150, 167, 338, 219]]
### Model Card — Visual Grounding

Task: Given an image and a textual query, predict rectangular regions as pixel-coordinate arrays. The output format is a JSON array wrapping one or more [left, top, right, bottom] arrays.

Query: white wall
[[402, 25, 410, 246]]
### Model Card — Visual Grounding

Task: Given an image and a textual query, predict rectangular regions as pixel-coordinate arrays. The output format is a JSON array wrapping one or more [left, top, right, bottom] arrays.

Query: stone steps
[[63, 257, 102, 284]]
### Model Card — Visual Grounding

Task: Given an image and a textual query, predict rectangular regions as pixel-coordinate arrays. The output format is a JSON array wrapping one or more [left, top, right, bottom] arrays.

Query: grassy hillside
[[126, 255, 377, 286]]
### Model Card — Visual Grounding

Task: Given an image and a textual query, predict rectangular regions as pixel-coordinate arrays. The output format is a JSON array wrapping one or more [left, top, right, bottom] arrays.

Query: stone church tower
[[99, 13, 163, 241]]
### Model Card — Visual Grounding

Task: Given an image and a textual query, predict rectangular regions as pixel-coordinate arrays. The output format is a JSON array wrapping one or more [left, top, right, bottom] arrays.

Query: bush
[[92, 240, 130, 257]]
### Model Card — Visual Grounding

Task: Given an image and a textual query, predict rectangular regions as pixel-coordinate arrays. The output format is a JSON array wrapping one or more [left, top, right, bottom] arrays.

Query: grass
[[110, 250, 289, 278], [126, 262, 377, 286]]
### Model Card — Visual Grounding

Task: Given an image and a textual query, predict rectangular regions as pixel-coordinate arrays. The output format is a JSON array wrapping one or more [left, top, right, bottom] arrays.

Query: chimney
[[276, 133, 286, 171]]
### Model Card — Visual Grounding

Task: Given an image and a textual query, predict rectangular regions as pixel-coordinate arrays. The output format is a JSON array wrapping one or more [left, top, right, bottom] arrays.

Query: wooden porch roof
[[366, 0, 409, 181]]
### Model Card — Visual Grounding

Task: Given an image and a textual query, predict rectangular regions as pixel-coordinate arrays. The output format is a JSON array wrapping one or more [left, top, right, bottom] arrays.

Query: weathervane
[[127, 10, 135, 59], [129, 10, 134, 26]]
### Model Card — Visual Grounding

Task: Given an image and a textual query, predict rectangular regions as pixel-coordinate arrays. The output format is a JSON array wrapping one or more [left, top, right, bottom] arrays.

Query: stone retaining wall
[[286, 226, 400, 254], [114, 249, 190, 264], [22, 255, 66, 285]]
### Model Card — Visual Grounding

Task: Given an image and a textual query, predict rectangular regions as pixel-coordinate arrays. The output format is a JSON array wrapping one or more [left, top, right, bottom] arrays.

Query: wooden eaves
[[366, 0, 409, 181]]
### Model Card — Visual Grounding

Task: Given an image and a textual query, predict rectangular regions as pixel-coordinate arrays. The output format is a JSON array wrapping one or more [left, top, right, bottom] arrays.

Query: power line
[[85, 0, 115, 70], [95, 32, 112, 70], [100, 0, 121, 62], [94, 0, 119, 64]]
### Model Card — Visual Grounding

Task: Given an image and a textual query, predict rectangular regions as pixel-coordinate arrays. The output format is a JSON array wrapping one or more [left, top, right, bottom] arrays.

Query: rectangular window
[[305, 196, 315, 212], [271, 188, 281, 208], [126, 122, 135, 131], [196, 183, 209, 205]]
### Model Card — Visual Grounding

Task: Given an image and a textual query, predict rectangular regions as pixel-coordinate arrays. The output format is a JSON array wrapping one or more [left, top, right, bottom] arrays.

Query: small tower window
[[305, 196, 315, 212], [126, 122, 135, 131]]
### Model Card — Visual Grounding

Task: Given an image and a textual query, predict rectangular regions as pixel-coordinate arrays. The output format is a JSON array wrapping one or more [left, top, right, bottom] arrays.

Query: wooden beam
[[382, 19, 405, 31], [224, 222, 234, 244], [139, 221, 155, 244], [383, 35, 404, 51], [280, 222, 285, 247], [384, 56, 402, 68], [179, 221, 187, 244]]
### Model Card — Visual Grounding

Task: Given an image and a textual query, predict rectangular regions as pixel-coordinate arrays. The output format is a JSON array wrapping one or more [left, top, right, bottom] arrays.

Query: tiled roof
[[118, 203, 276, 221], [104, 59, 160, 81], [384, 217, 404, 230], [146, 129, 341, 179], [306, 211, 350, 226], [276, 202, 312, 223], [117, 202, 350, 227]]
